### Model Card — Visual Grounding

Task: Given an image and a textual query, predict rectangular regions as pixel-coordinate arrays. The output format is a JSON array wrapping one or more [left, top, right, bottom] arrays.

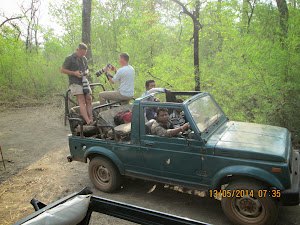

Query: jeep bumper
[[281, 151, 300, 206]]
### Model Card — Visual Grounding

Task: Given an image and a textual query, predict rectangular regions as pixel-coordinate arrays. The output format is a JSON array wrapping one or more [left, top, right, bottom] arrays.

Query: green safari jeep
[[68, 91, 299, 225]]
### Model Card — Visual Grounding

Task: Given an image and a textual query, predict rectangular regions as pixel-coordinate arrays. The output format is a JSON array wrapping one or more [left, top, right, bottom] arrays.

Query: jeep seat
[[145, 119, 155, 135], [107, 123, 131, 142], [96, 103, 133, 140], [97, 103, 133, 127], [69, 101, 101, 136]]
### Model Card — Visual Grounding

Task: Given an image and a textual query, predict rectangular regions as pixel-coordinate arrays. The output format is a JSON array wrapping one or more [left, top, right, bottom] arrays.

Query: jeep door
[[140, 105, 204, 184]]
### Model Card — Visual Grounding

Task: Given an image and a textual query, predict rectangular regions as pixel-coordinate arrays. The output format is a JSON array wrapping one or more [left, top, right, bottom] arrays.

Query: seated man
[[99, 53, 135, 106], [142, 80, 168, 99], [151, 108, 189, 138], [142, 79, 169, 121], [169, 99, 187, 128]]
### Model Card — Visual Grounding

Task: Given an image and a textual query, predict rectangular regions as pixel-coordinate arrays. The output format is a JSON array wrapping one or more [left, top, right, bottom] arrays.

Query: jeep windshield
[[187, 94, 224, 133]]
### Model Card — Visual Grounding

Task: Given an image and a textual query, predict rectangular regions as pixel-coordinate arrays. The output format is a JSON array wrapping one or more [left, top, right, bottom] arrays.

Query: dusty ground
[[0, 104, 299, 225]]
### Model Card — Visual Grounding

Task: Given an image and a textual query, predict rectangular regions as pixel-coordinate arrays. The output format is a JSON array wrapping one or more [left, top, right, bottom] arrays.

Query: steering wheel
[[181, 129, 192, 138]]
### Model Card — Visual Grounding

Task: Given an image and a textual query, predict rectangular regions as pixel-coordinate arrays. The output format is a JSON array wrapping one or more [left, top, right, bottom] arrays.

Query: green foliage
[[1, 0, 300, 147], [49, 0, 82, 47], [0, 27, 68, 103]]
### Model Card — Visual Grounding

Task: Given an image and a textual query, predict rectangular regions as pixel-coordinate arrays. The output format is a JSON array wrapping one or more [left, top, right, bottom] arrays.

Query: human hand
[[179, 123, 189, 132], [74, 71, 83, 78], [183, 122, 190, 130]]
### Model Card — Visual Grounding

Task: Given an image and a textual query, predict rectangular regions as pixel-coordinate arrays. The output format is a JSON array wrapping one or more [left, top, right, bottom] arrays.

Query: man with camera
[[99, 52, 135, 106], [61, 43, 93, 125]]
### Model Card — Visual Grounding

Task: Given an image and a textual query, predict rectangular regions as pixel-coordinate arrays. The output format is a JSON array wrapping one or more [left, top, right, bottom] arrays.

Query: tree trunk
[[217, 0, 223, 52], [241, 0, 255, 34], [193, 2, 200, 91], [275, 0, 289, 37], [241, 0, 248, 32], [82, 0, 93, 64], [34, 17, 39, 54], [25, 0, 41, 53], [171, 0, 202, 91], [25, 1, 34, 52]]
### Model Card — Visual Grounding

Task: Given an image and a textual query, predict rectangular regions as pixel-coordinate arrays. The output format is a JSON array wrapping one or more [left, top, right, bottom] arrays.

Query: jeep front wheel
[[88, 157, 121, 192], [221, 180, 278, 225]]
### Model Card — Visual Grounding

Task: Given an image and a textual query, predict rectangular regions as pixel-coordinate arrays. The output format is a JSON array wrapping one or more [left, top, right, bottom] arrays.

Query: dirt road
[[0, 105, 299, 225]]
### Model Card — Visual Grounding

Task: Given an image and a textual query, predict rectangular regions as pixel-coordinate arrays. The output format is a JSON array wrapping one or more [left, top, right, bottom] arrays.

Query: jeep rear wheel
[[88, 157, 121, 192], [221, 180, 278, 225]]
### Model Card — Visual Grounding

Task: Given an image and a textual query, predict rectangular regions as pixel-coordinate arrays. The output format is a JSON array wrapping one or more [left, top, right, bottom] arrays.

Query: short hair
[[120, 52, 130, 62], [145, 80, 155, 88], [78, 43, 88, 50], [156, 108, 168, 116]]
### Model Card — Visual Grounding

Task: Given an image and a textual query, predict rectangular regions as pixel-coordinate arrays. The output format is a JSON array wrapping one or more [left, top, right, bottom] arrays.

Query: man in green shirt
[[151, 108, 189, 138], [61, 43, 93, 125]]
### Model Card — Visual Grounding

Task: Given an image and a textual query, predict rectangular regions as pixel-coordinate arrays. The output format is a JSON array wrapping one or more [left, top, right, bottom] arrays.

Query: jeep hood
[[208, 121, 290, 162]]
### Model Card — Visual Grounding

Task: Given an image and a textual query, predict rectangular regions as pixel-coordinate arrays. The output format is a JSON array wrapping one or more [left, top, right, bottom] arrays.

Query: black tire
[[88, 157, 121, 192], [221, 180, 278, 225]]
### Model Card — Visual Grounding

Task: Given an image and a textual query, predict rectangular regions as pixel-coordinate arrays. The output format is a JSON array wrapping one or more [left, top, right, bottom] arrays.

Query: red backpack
[[114, 110, 132, 126]]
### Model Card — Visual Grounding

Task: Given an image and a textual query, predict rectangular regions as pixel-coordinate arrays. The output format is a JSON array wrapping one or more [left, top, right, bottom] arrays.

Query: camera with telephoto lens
[[80, 71, 90, 94], [95, 63, 113, 77]]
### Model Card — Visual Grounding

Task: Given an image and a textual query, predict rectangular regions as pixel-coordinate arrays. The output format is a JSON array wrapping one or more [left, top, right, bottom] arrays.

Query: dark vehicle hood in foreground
[[207, 121, 289, 162]]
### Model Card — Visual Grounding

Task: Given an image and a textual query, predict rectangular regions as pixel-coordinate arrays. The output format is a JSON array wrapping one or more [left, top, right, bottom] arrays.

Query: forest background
[[1, 0, 300, 147]]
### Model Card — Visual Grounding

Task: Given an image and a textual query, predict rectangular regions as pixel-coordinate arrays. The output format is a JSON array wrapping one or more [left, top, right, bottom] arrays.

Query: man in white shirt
[[99, 53, 135, 105]]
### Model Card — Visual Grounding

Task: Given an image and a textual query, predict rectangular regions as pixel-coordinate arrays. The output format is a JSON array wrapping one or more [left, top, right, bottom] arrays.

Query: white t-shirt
[[112, 65, 135, 97]]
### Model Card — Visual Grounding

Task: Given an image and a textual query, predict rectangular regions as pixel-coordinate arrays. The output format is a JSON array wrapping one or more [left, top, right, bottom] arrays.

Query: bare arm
[[108, 76, 115, 84], [61, 67, 82, 78], [106, 68, 115, 84], [169, 123, 190, 137]]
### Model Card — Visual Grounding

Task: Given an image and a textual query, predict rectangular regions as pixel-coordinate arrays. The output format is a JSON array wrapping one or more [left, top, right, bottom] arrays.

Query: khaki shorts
[[70, 84, 92, 96], [99, 91, 133, 105]]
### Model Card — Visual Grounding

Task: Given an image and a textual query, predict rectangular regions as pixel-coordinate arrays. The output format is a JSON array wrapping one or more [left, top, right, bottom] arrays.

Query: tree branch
[[171, 0, 194, 18], [147, 72, 173, 88], [171, 0, 203, 30], [0, 16, 24, 28]]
